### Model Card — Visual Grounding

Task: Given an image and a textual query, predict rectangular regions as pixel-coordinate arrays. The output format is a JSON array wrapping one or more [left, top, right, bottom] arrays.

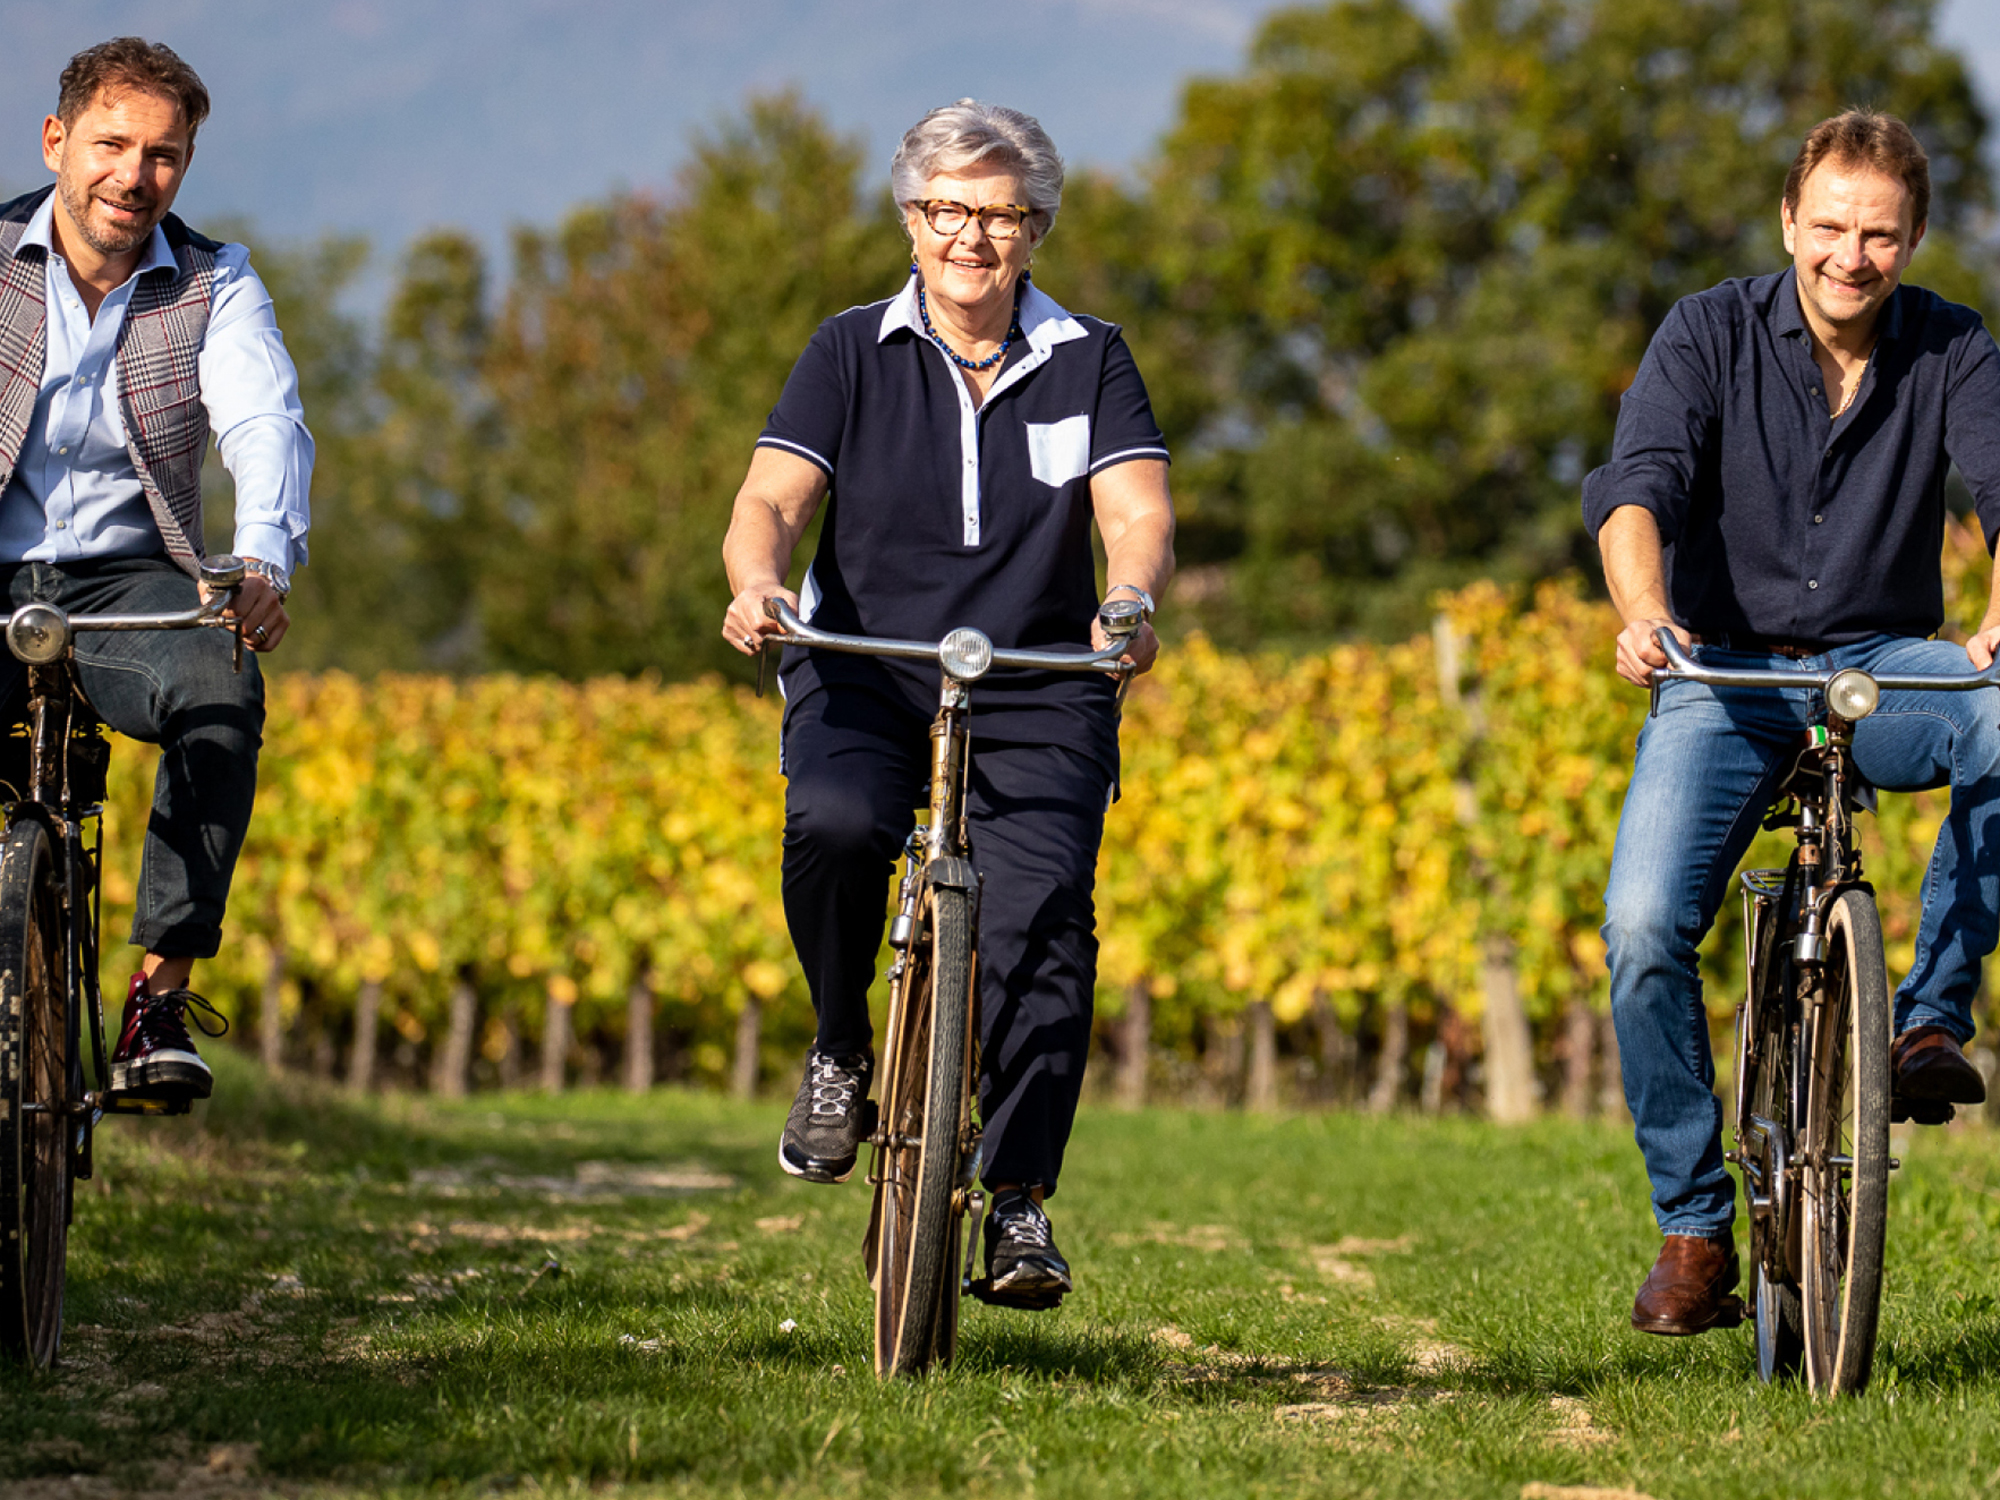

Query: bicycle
[[0, 555, 251, 1370], [759, 594, 1142, 1377], [1651, 629, 2000, 1395]]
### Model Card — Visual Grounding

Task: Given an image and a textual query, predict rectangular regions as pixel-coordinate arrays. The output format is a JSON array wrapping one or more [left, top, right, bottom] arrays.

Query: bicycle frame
[[3, 559, 248, 1145], [761, 596, 1137, 1362]]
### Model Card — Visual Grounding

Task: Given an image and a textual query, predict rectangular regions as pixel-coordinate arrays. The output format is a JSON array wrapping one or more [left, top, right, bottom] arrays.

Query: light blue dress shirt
[[0, 195, 313, 575]]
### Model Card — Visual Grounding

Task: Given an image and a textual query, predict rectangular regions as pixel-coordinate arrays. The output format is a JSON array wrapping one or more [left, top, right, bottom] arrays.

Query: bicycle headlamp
[[1827, 668, 1880, 722], [6, 603, 70, 665], [939, 627, 994, 682]]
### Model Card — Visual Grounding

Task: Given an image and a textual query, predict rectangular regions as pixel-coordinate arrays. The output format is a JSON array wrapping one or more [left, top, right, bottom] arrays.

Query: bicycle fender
[[924, 857, 978, 893]]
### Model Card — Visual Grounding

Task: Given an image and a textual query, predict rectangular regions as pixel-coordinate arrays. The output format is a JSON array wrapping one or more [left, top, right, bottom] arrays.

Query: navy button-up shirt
[[1582, 268, 2000, 645], [758, 274, 1168, 772]]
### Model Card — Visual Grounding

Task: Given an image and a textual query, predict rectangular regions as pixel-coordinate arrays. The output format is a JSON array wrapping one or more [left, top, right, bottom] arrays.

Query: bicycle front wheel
[[1742, 880, 1802, 1382], [1800, 887, 1891, 1395], [0, 819, 72, 1368], [870, 876, 975, 1378]]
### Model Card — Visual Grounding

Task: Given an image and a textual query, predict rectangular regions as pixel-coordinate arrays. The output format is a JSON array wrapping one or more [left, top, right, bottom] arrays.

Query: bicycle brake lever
[[756, 639, 768, 699]]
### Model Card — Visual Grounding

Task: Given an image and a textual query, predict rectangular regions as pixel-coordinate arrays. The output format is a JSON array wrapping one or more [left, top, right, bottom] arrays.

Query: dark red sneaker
[[107, 973, 227, 1100]]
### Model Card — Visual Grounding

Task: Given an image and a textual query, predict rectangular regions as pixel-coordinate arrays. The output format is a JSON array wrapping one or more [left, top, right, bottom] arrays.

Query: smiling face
[[42, 85, 193, 267], [1782, 159, 1924, 343], [905, 162, 1037, 326]]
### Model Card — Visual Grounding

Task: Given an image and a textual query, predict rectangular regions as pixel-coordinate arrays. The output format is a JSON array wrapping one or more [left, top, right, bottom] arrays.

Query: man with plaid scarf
[[0, 38, 311, 1101]]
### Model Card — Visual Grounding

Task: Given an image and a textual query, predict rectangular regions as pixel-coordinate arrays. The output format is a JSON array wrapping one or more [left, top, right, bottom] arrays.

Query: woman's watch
[[245, 558, 291, 600], [1104, 583, 1154, 616]]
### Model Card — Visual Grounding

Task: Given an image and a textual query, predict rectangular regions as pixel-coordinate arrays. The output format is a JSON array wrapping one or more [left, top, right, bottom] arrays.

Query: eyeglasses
[[915, 199, 1035, 240]]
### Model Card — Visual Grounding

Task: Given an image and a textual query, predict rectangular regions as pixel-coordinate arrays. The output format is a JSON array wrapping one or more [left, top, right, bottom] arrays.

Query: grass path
[[8, 1054, 2000, 1497]]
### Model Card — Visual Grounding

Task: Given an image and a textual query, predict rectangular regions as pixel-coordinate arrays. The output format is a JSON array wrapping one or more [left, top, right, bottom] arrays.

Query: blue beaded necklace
[[916, 275, 1024, 373]]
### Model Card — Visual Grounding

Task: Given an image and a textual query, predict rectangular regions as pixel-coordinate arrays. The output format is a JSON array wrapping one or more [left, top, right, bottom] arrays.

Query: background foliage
[[242, 0, 1995, 675], [116, 522, 1992, 1100]]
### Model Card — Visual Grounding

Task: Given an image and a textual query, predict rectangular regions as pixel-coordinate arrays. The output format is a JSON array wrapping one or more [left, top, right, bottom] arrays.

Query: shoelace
[[996, 1199, 1052, 1249], [808, 1054, 861, 1119], [139, 988, 231, 1042]]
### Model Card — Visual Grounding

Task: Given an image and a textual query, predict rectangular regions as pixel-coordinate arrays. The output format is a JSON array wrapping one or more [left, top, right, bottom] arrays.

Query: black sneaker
[[779, 1048, 875, 1183], [106, 973, 228, 1100], [970, 1187, 1072, 1310]]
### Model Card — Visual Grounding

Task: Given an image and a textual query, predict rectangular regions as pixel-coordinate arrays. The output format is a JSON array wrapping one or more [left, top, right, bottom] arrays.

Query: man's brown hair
[[1784, 109, 1930, 230], [57, 37, 210, 141]]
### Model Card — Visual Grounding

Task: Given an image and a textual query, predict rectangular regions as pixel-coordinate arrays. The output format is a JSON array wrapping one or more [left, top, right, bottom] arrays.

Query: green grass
[[9, 1057, 2000, 1497]]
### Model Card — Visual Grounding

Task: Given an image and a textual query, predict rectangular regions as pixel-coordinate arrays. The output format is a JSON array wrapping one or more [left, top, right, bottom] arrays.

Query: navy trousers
[[0, 557, 264, 959], [781, 685, 1111, 1197]]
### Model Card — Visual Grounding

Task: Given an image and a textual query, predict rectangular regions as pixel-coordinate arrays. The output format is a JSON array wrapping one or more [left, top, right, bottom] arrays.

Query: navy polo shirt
[[1581, 268, 2000, 645], [758, 275, 1169, 772]]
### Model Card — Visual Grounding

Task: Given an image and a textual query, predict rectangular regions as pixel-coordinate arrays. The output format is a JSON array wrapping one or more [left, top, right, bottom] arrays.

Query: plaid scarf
[[0, 187, 220, 577]]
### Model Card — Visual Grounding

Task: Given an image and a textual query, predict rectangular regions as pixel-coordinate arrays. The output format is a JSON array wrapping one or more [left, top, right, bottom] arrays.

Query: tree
[[1046, 0, 1994, 645], [474, 93, 905, 678]]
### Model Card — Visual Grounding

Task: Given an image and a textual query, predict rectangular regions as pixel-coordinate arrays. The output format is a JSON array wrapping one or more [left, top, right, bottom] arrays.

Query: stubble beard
[[57, 171, 157, 259]]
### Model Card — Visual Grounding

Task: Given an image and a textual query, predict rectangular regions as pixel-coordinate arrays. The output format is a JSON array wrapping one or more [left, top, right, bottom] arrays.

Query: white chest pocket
[[1025, 414, 1091, 488]]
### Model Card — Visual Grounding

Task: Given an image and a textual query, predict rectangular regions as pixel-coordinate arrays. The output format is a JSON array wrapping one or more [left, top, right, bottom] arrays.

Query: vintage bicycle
[[1652, 629, 2000, 1395], [760, 595, 1141, 1378], [0, 555, 250, 1369]]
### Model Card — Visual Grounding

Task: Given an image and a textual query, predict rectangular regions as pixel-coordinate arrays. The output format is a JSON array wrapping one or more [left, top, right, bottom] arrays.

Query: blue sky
[[2, 0, 1996, 308]]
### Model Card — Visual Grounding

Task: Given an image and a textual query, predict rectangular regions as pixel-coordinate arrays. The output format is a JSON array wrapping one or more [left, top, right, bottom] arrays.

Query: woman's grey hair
[[891, 100, 1065, 244]]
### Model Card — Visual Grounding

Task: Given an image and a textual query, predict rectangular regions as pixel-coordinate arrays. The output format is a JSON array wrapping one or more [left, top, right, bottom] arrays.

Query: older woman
[[721, 100, 1174, 1308]]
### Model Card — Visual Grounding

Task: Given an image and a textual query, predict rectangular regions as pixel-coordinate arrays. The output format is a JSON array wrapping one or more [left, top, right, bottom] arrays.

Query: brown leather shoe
[[1891, 1026, 1986, 1106], [1631, 1233, 1741, 1336]]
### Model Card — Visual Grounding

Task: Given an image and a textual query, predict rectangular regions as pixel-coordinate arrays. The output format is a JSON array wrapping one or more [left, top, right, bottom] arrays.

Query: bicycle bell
[[6, 602, 70, 664], [200, 554, 248, 590], [1098, 596, 1145, 641]]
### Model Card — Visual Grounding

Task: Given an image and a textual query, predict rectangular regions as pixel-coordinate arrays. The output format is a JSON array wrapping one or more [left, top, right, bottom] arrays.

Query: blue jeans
[[1603, 634, 2000, 1235], [0, 558, 265, 959]]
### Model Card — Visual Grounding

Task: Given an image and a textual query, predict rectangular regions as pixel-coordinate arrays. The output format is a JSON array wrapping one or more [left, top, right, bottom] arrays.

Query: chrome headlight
[[6, 603, 70, 665], [1827, 668, 1880, 722], [939, 627, 994, 682]]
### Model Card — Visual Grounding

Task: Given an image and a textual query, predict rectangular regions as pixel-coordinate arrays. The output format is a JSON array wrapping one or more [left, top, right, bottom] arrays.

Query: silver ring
[[252, 624, 268, 642], [743, 635, 758, 651]]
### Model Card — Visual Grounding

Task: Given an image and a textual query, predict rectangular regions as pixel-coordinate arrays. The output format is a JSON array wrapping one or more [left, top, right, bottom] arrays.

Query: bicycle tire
[[1799, 887, 1890, 1395], [1742, 880, 1803, 1382], [0, 818, 71, 1368], [871, 878, 974, 1378]]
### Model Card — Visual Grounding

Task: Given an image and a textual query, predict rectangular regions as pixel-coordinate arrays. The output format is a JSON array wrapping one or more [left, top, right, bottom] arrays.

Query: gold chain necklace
[[1832, 355, 1870, 419]]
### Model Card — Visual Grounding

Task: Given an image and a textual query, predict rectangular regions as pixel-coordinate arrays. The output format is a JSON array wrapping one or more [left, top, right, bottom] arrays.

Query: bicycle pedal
[[1890, 1097, 1956, 1126], [1715, 1294, 1746, 1329], [857, 1098, 879, 1135], [99, 1091, 193, 1117], [966, 1277, 1065, 1312]]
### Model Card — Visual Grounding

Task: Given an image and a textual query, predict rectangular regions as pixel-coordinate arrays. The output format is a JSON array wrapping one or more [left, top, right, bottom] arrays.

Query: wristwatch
[[1104, 583, 1155, 615], [244, 558, 291, 600]]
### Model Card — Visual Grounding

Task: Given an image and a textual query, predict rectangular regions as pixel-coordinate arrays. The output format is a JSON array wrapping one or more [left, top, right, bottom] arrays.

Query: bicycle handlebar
[[4, 555, 247, 666], [761, 597, 1135, 681], [1652, 628, 2000, 694]]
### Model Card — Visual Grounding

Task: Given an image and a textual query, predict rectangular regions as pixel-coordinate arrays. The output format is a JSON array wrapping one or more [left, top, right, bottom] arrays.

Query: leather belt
[[1687, 632, 1824, 660]]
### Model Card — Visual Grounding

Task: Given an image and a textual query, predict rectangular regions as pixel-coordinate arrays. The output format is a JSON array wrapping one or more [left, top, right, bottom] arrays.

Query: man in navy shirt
[[1583, 110, 2000, 1336]]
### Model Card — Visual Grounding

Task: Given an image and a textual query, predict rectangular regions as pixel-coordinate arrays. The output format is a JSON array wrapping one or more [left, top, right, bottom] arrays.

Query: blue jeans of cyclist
[[1603, 633, 2000, 1237], [0, 557, 264, 959]]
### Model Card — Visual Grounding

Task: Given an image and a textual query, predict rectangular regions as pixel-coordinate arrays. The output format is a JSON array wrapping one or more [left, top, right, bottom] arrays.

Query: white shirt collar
[[21, 190, 177, 281], [877, 273, 1089, 355]]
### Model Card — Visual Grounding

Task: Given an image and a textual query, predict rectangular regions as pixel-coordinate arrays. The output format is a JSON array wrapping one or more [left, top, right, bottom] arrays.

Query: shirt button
[[1814, 514, 1824, 523], [54, 521, 66, 531], [57, 447, 68, 455], [1808, 579, 1819, 589]]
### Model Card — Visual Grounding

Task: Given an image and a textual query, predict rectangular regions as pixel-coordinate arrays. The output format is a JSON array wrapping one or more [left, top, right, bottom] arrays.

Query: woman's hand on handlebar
[[1969, 623, 2000, 672], [1615, 616, 1689, 688], [1094, 617, 1160, 675], [723, 584, 797, 656]]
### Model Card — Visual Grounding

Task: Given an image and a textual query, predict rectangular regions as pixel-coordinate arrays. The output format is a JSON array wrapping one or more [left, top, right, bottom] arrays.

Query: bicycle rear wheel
[[0, 819, 72, 1368], [1800, 888, 1890, 1395], [870, 874, 975, 1378]]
